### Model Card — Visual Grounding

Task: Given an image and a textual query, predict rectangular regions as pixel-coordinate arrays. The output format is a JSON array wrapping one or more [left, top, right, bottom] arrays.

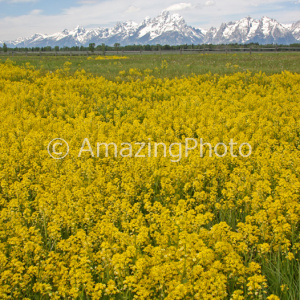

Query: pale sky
[[0, 0, 299, 40]]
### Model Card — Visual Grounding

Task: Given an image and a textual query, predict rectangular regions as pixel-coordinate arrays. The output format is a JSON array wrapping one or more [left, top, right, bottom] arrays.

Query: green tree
[[101, 43, 106, 56], [114, 43, 120, 51], [89, 43, 95, 52], [3, 43, 8, 53]]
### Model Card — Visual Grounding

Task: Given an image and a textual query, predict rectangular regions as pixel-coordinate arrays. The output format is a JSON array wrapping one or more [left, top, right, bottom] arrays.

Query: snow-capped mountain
[[205, 16, 298, 44], [3, 12, 300, 47], [134, 11, 204, 45], [6, 11, 205, 47]]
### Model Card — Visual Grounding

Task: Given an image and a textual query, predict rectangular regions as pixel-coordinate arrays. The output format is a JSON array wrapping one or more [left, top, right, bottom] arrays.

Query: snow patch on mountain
[[291, 21, 300, 40]]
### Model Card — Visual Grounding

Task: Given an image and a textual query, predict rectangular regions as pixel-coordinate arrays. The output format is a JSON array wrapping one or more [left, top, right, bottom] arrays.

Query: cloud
[[30, 9, 42, 15], [125, 5, 141, 13], [166, 2, 192, 11], [77, 0, 98, 4], [195, 0, 215, 9], [204, 0, 215, 6]]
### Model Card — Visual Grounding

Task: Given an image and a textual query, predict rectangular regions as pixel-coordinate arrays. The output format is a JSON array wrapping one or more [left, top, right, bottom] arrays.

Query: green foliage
[[3, 43, 8, 53], [89, 43, 96, 52]]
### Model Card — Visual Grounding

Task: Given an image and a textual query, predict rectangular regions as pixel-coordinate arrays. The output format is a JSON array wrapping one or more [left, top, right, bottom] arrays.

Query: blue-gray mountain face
[[2, 11, 300, 47]]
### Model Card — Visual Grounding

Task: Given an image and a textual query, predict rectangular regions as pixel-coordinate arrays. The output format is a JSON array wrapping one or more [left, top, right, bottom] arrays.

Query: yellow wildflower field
[[0, 59, 299, 299]]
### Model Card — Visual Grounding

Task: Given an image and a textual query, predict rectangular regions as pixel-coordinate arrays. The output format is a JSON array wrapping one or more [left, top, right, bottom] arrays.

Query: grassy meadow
[[0, 52, 299, 79]]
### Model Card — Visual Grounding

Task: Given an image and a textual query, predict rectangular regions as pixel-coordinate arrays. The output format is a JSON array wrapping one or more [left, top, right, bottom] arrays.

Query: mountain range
[[1, 11, 300, 47]]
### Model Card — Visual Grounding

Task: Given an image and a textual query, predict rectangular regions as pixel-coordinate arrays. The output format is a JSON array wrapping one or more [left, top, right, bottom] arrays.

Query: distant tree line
[[1, 42, 300, 53]]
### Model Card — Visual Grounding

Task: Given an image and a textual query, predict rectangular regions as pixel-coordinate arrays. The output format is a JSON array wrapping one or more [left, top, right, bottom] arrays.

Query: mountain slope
[[3, 12, 300, 47], [204, 16, 298, 44], [291, 21, 300, 41]]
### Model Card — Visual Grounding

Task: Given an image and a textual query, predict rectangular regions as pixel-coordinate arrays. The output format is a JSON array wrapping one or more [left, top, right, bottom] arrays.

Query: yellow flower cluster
[[87, 55, 129, 60], [0, 59, 299, 299]]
